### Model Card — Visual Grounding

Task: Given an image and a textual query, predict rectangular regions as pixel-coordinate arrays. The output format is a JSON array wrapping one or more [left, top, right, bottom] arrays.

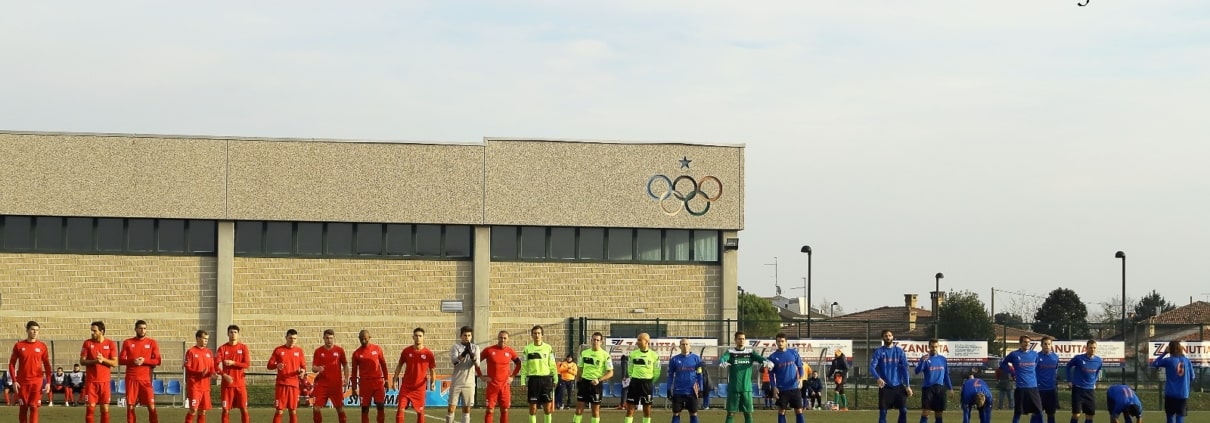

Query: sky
[[3, 1, 1209, 316]]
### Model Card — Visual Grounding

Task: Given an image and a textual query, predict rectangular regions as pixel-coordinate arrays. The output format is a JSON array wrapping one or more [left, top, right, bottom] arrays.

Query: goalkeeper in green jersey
[[719, 331, 771, 423]]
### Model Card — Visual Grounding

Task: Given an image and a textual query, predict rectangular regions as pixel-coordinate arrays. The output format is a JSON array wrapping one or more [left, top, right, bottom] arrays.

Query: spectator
[[995, 367, 1014, 410], [805, 371, 823, 410], [67, 364, 85, 406], [1, 371, 12, 406], [614, 355, 629, 410], [699, 366, 713, 410], [760, 366, 773, 409], [49, 367, 69, 406], [555, 353, 578, 410]]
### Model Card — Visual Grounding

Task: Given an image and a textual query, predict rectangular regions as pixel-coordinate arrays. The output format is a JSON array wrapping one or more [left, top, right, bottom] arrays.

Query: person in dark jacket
[[804, 371, 824, 410], [827, 349, 850, 410], [699, 366, 714, 409]]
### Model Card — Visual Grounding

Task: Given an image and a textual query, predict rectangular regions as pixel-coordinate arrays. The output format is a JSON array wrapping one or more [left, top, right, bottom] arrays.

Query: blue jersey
[[999, 349, 1039, 388], [960, 377, 993, 405], [1036, 351, 1060, 390], [1151, 353, 1194, 399], [766, 348, 803, 391], [870, 345, 910, 388], [667, 352, 703, 396], [914, 354, 952, 389], [1066, 354, 1102, 389], [1106, 384, 1143, 417]]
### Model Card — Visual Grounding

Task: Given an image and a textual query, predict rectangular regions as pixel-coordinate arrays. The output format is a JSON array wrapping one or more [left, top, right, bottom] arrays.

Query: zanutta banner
[[1147, 341, 1210, 368], [893, 340, 988, 367], [1013, 340, 1126, 368]]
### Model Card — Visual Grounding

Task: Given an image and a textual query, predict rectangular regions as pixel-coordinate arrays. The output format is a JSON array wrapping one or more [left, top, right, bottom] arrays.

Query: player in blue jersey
[[1066, 339, 1102, 423], [1151, 340, 1194, 423], [1035, 336, 1060, 423], [1000, 335, 1042, 423], [871, 329, 912, 423], [1105, 384, 1143, 423], [915, 338, 953, 423], [667, 338, 703, 423], [959, 373, 992, 423], [766, 334, 804, 423]]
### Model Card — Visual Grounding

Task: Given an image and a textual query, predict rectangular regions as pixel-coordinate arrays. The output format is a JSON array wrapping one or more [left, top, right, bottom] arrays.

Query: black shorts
[[526, 376, 554, 404], [775, 388, 803, 410], [575, 379, 602, 404], [1039, 389, 1058, 413], [878, 385, 908, 410], [1071, 387, 1096, 415], [921, 385, 948, 412], [1164, 396, 1188, 417], [1014, 388, 1042, 415], [625, 379, 653, 405], [671, 394, 698, 413]]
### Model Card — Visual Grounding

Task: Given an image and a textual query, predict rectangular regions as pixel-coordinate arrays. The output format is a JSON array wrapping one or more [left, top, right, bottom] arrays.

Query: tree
[[738, 292, 781, 337], [1133, 290, 1176, 322], [1032, 288, 1091, 339], [994, 312, 1026, 329], [816, 296, 845, 318], [933, 290, 995, 341]]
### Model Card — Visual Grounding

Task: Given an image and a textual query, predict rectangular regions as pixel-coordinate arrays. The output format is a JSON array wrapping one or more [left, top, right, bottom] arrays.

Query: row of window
[[234, 221, 472, 258], [490, 226, 720, 262], [0, 215, 216, 254]]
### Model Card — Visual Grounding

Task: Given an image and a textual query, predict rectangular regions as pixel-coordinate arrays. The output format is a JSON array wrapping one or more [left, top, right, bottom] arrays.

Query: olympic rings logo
[[646, 174, 723, 216]]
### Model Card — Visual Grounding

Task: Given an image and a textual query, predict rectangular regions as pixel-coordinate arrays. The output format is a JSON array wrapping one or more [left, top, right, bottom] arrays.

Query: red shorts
[[398, 388, 425, 411], [84, 381, 111, 406], [126, 379, 155, 406], [313, 383, 345, 408], [15, 381, 44, 407], [186, 380, 212, 410], [222, 384, 248, 410], [358, 380, 386, 406], [275, 385, 300, 410], [485, 383, 512, 409]]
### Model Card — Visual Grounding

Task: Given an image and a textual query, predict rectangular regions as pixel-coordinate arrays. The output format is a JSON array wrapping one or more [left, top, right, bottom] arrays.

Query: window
[[520, 226, 546, 259], [1, 215, 216, 256], [636, 229, 661, 261], [2, 216, 33, 249], [296, 222, 324, 255], [127, 219, 155, 252], [549, 227, 575, 259], [693, 230, 719, 262], [385, 224, 413, 256], [96, 218, 124, 251], [157, 219, 186, 253], [356, 223, 384, 255], [414, 224, 441, 257], [577, 228, 604, 260], [326, 223, 353, 255], [66, 217, 94, 252], [490, 226, 517, 259], [188, 220, 216, 253], [607, 228, 633, 261], [234, 221, 263, 254], [664, 230, 690, 261], [265, 222, 293, 254], [34, 216, 64, 251], [444, 225, 471, 258]]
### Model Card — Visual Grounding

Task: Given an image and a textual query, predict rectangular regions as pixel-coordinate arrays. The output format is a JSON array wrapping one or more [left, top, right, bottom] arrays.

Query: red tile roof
[[1151, 301, 1210, 324]]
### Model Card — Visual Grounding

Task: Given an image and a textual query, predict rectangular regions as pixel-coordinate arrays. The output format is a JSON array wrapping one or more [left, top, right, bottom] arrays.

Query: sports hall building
[[0, 130, 744, 370]]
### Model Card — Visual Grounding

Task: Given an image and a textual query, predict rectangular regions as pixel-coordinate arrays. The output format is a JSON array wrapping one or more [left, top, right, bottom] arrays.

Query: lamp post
[[1115, 250, 1126, 384], [801, 245, 813, 338], [831, 301, 839, 318], [934, 272, 944, 338]]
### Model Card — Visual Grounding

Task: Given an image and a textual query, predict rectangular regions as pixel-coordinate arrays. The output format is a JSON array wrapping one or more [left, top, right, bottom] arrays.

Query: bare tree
[[816, 297, 845, 317]]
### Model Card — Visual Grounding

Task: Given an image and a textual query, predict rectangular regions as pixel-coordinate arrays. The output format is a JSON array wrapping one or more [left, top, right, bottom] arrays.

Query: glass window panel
[[490, 226, 517, 259], [607, 228, 633, 261], [355, 223, 384, 255], [66, 217, 94, 252], [127, 219, 155, 252], [693, 230, 719, 262], [385, 224, 413, 256], [234, 221, 264, 254], [96, 218, 124, 251], [34, 216, 64, 251], [549, 227, 576, 259], [577, 228, 604, 260], [636, 229, 662, 261], [664, 230, 691, 261], [187, 220, 216, 253], [326, 223, 353, 255], [156, 219, 186, 253], [444, 225, 471, 258], [2, 216, 33, 249], [519, 226, 546, 259], [296, 222, 324, 255], [415, 224, 442, 257], [265, 222, 293, 254]]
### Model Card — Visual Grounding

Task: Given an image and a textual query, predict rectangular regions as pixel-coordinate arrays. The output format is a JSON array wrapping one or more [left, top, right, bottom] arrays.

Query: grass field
[[3, 406, 1208, 423]]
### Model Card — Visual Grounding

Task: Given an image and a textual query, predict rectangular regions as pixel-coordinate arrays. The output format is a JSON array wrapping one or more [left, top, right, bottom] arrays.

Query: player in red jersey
[[478, 330, 522, 423], [217, 325, 251, 423], [81, 321, 119, 423], [9, 320, 52, 423], [270, 329, 309, 423], [392, 328, 437, 423], [120, 320, 162, 423], [184, 330, 218, 423], [312, 329, 350, 423], [351, 330, 390, 423]]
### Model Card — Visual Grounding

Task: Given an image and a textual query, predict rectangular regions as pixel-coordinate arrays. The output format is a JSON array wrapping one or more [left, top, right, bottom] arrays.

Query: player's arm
[[943, 358, 952, 390], [426, 353, 437, 390], [898, 350, 911, 386], [267, 349, 280, 370], [340, 352, 350, 387], [868, 349, 883, 382], [147, 341, 162, 366], [391, 355, 405, 388], [119, 342, 134, 366], [511, 356, 522, 377], [651, 352, 661, 382], [377, 352, 389, 386], [795, 353, 804, 388], [312, 349, 324, 373], [450, 344, 462, 365]]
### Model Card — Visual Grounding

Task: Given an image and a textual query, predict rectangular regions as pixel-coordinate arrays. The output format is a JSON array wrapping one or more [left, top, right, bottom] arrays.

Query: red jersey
[[268, 345, 307, 387], [479, 345, 521, 384], [9, 340, 51, 384], [119, 337, 161, 381], [352, 344, 389, 383], [216, 342, 251, 386], [81, 338, 118, 382], [396, 346, 436, 391], [312, 345, 347, 387], [184, 346, 217, 383]]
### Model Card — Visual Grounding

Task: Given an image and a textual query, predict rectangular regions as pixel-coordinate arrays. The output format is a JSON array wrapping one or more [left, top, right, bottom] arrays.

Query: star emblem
[[678, 156, 692, 169]]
